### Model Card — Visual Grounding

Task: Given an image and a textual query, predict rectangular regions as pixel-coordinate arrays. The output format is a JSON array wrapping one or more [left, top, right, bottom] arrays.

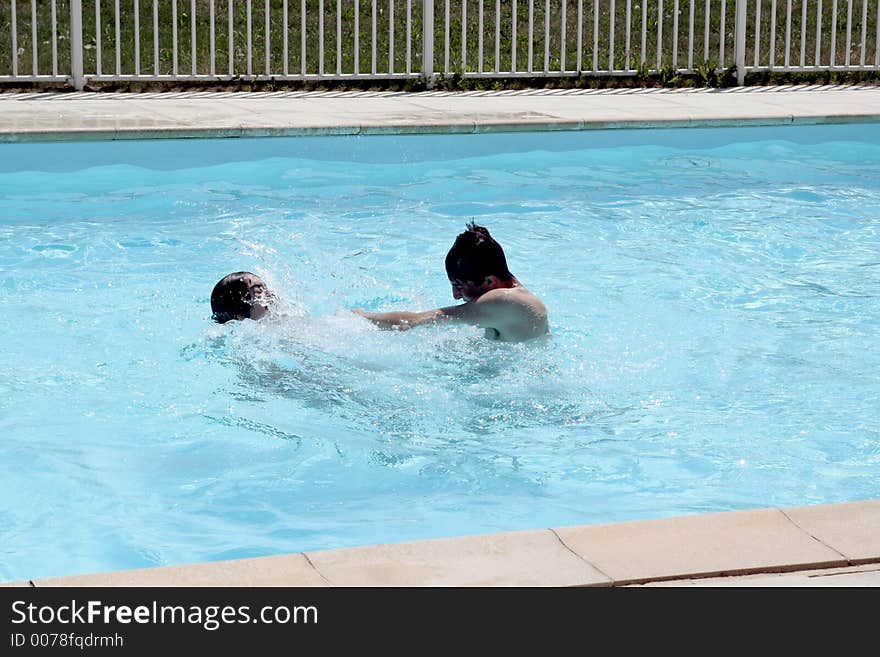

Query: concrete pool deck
[[1, 84, 878, 587], [0, 83, 879, 140]]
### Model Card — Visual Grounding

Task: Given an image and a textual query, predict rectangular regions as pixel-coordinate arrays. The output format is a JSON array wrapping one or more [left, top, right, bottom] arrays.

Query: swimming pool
[[1, 124, 878, 582]]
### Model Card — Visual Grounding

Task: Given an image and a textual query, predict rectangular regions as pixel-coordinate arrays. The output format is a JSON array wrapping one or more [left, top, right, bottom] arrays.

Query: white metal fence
[[1, 1, 879, 89]]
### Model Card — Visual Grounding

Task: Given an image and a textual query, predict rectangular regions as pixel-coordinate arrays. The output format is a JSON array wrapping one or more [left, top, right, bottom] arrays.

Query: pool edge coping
[[2, 84, 880, 141], [7, 499, 879, 587], [3, 113, 880, 143]]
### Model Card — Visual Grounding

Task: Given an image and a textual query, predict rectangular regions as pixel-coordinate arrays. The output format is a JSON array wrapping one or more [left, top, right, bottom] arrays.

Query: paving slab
[[783, 499, 880, 564], [32, 554, 328, 587], [554, 508, 849, 585], [305, 528, 611, 587]]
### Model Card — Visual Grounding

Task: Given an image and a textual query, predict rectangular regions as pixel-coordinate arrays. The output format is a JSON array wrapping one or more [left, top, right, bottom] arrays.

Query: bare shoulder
[[472, 286, 549, 341], [476, 286, 547, 316]]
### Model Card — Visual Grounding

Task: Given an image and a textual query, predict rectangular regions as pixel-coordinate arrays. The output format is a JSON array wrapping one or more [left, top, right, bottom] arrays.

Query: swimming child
[[210, 271, 273, 324], [354, 223, 549, 342]]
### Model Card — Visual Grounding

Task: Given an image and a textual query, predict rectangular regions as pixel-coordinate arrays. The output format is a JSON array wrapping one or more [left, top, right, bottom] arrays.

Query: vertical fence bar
[[561, 0, 566, 71], [153, 0, 159, 76], [134, 0, 140, 75], [625, 0, 631, 70], [609, 0, 615, 70], [372, 0, 377, 74], [443, 0, 449, 75], [208, 0, 217, 77], [192, 0, 197, 76], [544, 0, 549, 73], [353, 0, 358, 74], [14, 0, 25, 77], [267, 0, 272, 75], [71, 0, 84, 88], [704, 0, 710, 61], [784, 0, 791, 68], [753, 0, 761, 68], [317, 0, 324, 75], [528, 0, 535, 73], [641, 0, 647, 67], [52, 0, 59, 76], [406, 0, 411, 75], [735, 0, 746, 83], [338, 0, 342, 76], [576, 0, 582, 72], [231, 0, 236, 76], [495, 0, 501, 72], [672, 0, 679, 68], [720, 0, 725, 65], [478, 0, 483, 72], [444, 0, 449, 73], [462, 0, 466, 72], [283, 0, 288, 75], [594, 0, 599, 71], [31, 0, 38, 76], [688, 0, 694, 70], [859, 0, 867, 66], [388, 0, 393, 73], [815, 0, 822, 67], [876, 0, 880, 67], [210, 0, 215, 76], [423, 0, 434, 79], [172, 0, 178, 77], [246, 0, 253, 77], [31, 0, 37, 75], [12, 0, 18, 78], [303, 0, 307, 76], [830, 0, 837, 67], [845, 0, 853, 67], [799, 0, 806, 67], [512, 0, 517, 72], [769, 0, 776, 68], [657, 0, 663, 70]]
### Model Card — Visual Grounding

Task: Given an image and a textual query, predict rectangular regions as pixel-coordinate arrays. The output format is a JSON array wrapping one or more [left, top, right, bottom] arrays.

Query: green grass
[[1, 1, 879, 89]]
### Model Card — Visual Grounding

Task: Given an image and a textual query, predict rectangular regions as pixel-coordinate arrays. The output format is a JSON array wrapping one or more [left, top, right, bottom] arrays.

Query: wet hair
[[444, 222, 513, 285], [210, 271, 271, 324]]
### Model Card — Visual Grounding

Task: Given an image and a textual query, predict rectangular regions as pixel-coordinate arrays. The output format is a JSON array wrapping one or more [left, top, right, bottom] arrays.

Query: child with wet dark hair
[[355, 223, 548, 342], [210, 271, 273, 324]]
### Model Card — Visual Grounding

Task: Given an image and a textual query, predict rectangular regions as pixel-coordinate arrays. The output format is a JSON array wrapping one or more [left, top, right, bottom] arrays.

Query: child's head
[[210, 272, 272, 323], [444, 222, 513, 286]]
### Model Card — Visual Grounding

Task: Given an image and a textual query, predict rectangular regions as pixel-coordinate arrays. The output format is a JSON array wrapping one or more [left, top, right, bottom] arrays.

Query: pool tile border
[[13, 500, 880, 587]]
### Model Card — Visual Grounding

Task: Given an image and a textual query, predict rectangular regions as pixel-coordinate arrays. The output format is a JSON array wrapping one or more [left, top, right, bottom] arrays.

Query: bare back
[[444, 285, 549, 342]]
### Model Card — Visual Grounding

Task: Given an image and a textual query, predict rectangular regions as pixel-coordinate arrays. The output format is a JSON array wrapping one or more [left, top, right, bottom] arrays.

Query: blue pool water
[[1, 124, 879, 581]]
